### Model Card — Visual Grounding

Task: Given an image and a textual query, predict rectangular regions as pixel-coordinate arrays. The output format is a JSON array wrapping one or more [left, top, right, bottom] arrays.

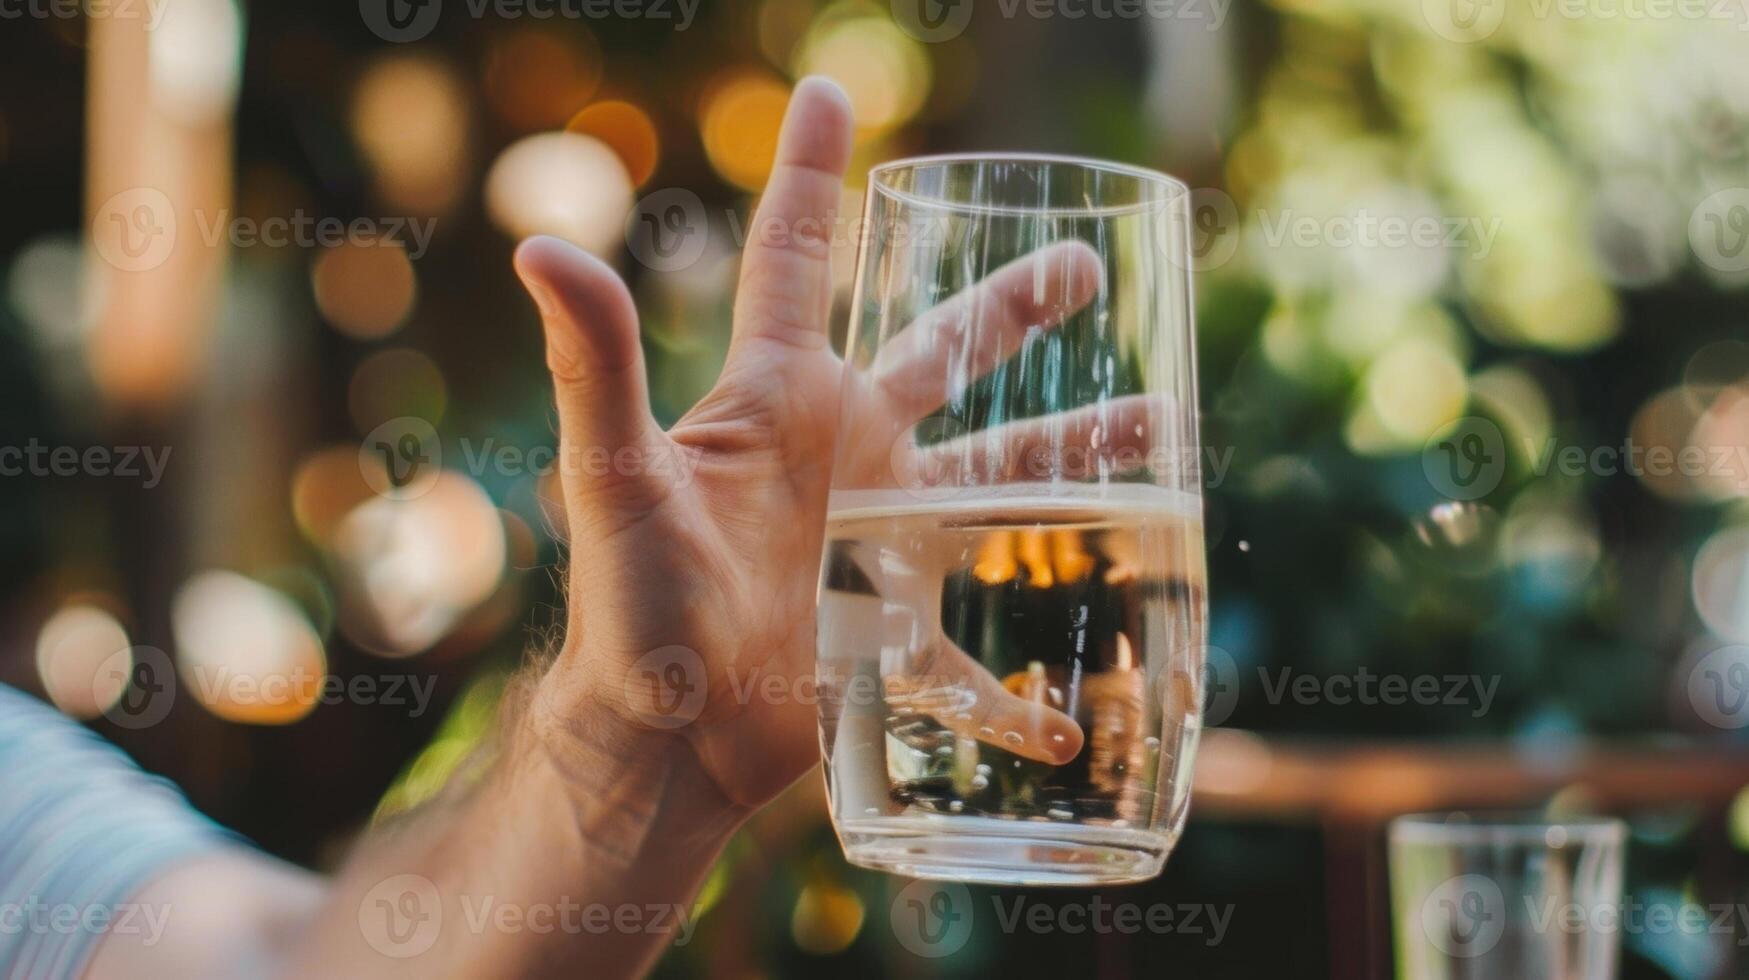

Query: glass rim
[[1390, 811, 1627, 847], [866, 153, 1191, 218]]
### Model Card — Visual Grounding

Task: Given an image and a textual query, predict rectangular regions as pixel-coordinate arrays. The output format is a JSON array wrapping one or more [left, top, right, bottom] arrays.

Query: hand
[[512, 78, 1124, 814]]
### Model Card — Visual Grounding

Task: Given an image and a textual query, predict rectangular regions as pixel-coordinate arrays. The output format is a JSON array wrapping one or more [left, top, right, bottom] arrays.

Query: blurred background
[[2, 0, 1748, 976]]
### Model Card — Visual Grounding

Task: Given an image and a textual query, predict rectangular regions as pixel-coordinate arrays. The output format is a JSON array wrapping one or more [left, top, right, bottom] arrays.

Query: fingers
[[730, 76, 854, 353], [901, 393, 1169, 487], [885, 635, 1086, 766], [871, 241, 1105, 421], [513, 235, 667, 511]]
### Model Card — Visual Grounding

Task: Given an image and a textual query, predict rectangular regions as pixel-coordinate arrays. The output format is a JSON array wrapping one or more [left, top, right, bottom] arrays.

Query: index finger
[[729, 76, 855, 353], [869, 240, 1105, 421]]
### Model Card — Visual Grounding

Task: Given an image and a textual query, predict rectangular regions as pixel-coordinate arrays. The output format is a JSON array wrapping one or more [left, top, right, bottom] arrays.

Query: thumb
[[513, 235, 667, 514]]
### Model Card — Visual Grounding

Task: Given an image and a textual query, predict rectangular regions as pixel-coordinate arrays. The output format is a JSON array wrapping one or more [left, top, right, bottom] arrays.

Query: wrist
[[519, 674, 748, 864]]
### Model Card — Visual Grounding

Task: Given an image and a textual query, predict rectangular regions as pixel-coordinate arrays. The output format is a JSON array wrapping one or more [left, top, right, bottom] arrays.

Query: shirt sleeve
[[0, 684, 238, 980]]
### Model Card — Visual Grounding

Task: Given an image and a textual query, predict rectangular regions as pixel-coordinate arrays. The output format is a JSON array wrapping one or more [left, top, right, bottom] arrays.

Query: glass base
[[838, 815, 1172, 886]]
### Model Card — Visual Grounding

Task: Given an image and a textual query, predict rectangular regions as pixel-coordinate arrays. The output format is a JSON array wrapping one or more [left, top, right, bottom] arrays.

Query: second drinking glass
[[815, 155, 1205, 885]]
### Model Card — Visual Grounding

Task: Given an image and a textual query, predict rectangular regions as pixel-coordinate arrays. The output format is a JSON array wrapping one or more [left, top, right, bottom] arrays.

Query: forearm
[[281, 684, 748, 979]]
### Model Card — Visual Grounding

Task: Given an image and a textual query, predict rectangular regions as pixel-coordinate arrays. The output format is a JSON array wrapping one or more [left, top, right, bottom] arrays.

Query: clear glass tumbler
[[1389, 813, 1627, 980], [815, 155, 1205, 885]]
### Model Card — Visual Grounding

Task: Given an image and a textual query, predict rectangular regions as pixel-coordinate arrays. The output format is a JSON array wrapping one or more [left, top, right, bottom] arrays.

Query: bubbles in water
[[1410, 501, 1500, 573]]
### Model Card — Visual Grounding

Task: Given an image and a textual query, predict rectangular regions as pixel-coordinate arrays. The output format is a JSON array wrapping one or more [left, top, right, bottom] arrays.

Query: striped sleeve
[[0, 684, 236, 980]]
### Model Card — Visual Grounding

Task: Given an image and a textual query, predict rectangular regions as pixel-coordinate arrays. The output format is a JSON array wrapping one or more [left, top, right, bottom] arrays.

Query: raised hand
[[514, 77, 1130, 812]]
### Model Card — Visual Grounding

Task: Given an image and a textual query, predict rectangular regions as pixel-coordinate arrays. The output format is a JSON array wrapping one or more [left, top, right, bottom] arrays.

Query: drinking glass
[[815, 155, 1205, 885], [1390, 813, 1627, 979]]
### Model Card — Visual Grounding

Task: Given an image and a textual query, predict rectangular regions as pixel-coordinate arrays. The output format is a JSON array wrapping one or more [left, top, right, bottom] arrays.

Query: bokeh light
[[1411, 501, 1500, 575], [293, 446, 384, 547], [485, 132, 634, 256], [700, 71, 790, 191], [1349, 337, 1468, 453], [483, 27, 603, 133], [790, 880, 864, 954], [351, 55, 471, 214], [348, 348, 448, 436], [147, 0, 243, 124], [329, 471, 507, 657], [311, 242, 417, 340], [1690, 385, 1749, 501], [793, 9, 930, 141], [1500, 489, 1602, 602], [1692, 526, 1749, 642], [566, 100, 660, 187], [172, 571, 328, 725], [1628, 387, 1710, 502], [34, 603, 131, 719], [757, 0, 815, 68], [5, 235, 90, 352]]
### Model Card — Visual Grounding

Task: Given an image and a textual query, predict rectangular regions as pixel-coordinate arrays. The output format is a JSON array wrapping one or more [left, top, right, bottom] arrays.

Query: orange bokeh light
[[566, 100, 660, 187], [484, 28, 603, 133], [311, 242, 417, 339], [701, 72, 790, 191]]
